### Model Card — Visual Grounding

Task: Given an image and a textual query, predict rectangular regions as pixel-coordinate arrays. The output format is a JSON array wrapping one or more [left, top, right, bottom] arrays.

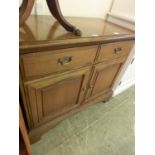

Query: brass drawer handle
[[114, 47, 122, 54], [89, 85, 93, 89], [58, 56, 72, 65], [82, 87, 87, 91]]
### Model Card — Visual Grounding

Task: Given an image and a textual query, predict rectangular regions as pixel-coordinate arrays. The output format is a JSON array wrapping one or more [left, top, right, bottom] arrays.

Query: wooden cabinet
[[24, 67, 90, 127], [19, 15, 135, 143]]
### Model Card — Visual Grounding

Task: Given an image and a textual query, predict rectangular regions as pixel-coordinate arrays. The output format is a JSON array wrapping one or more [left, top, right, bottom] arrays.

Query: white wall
[[107, 0, 135, 30], [111, 0, 135, 19], [31, 0, 113, 19]]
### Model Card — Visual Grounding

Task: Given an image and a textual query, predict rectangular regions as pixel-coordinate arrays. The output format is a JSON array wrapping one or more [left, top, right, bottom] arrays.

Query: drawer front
[[20, 46, 98, 78], [96, 41, 134, 63]]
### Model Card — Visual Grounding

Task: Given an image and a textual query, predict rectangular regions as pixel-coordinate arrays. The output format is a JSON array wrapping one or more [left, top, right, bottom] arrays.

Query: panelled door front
[[24, 67, 90, 127], [86, 58, 126, 101]]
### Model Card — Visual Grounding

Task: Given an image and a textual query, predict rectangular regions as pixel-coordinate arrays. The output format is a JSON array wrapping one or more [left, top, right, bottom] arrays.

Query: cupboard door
[[87, 59, 125, 100], [24, 68, 90, 127]]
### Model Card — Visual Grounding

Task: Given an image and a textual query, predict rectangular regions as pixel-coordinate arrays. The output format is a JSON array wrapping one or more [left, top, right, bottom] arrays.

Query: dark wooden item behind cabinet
[[19, 0, 81, 35], [19, 15, 135, 143], [19, 0, 35, 26], [19, 105, 32, 155], [46, 0, 81, 36]]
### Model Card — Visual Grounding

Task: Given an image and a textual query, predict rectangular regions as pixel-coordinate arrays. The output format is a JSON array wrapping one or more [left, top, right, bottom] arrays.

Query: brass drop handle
[[89, 85, 93, 89], [58, 56, 72, 65], [82, 87, 87, 91], [114, 47, 122, 54]]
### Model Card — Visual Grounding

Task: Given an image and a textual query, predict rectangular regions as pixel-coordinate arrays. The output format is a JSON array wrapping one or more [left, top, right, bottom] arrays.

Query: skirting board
[[113, 79, 134, 96], [106, 11, 135, 31]]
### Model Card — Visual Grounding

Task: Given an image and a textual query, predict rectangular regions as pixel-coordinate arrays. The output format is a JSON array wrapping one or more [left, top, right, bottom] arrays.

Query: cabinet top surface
[[19, 15, 134, 52]]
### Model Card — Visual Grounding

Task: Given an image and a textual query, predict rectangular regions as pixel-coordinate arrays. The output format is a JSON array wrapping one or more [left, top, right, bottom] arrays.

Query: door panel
[[92, 64, 121, 96], [42, 76, 82, 116], [87, 60, 124, 100], [24, 68, 90, 127]]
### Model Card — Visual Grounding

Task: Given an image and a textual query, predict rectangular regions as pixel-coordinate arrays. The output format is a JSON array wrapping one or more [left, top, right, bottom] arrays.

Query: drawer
[[96, 41, 134, 63], [20, 46, 98, 78]]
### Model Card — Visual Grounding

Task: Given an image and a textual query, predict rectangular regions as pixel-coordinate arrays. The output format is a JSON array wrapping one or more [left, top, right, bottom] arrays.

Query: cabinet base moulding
[[29, 90, 113, 143]]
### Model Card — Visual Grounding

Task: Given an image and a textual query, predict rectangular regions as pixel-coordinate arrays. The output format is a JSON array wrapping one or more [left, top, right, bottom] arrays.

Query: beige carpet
[[32, 86, 135, 155]]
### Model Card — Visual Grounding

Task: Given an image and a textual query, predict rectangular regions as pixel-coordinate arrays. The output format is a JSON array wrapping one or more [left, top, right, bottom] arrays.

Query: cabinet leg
[[102, 91, 113, 103], [102, 99, 110, 103], [29, 134, 41, 144], [103, 96, 112, 103], [46, 0, 82, 36]]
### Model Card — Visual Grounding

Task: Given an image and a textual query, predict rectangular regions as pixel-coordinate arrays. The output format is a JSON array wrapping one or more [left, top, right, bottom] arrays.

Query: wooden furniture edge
[[19, 34, 135, 54], [19, 105, 32, 155]]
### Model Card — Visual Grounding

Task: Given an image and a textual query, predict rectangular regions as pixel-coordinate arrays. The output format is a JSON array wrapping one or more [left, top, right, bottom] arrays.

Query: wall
[[31, 0, 113, 19], [107, 0, 135, 30], [110, 0, 135, 19]]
